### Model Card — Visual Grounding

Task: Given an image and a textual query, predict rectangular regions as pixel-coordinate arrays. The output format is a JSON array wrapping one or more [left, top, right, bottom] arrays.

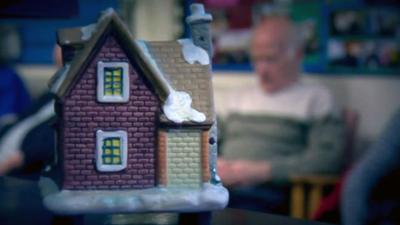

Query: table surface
[[0, 177, 333, 225], [81, 209, 333, 225]]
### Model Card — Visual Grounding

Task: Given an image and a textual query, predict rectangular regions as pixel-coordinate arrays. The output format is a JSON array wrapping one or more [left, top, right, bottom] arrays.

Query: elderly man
[[217, 15, 344, 209]]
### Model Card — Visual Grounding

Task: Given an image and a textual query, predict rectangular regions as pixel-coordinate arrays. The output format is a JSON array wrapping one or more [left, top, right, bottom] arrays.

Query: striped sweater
[[219, 113, 345, 181]]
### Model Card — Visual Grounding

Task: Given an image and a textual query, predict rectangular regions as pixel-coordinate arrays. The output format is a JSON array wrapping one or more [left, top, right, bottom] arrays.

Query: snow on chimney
[[186, 4, 213, 58]]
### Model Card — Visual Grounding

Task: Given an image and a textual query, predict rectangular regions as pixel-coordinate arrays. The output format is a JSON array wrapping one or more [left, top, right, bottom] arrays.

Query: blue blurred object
[[0, 0, 118, 64], [0, 66, 31, 117], [341, 108, 400, 225]]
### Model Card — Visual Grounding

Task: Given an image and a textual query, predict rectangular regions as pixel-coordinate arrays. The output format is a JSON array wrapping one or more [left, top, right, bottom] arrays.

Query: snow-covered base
[[41, 179, 229, 215]]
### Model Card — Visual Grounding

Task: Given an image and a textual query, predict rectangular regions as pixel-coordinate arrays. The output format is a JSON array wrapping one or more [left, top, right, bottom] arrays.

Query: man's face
[[250, 19, 301, 93]]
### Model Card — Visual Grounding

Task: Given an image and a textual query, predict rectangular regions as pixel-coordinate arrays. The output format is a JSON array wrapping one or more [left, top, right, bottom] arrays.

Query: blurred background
[[0, 0, 399, 224], [1, 0, 398, 154]]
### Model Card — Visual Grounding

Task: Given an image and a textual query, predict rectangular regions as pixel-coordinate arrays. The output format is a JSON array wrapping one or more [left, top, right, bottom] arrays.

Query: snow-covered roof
[[49, 8, 214, 126], [136, 40, 214, 125]]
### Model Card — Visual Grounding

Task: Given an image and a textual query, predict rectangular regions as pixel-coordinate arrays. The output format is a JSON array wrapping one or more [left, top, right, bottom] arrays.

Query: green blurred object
[[290, 1, 323, 65]]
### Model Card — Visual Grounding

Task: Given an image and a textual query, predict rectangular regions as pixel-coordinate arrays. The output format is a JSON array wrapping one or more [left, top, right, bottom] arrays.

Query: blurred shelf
[[212, 63, 252, 72], [330, 36, 400, 42], [327, 66, 400, 75]]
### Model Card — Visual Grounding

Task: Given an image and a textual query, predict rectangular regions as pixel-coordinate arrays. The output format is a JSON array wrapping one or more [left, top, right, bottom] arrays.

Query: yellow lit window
[[104, 67, 123, 96], [102, 137, 122, 165]]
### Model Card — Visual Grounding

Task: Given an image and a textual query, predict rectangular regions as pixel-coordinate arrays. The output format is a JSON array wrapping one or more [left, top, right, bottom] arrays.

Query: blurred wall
[[305, 75, 400, 142], [131, 0, 181, 41], [16, 65, 56, 98]]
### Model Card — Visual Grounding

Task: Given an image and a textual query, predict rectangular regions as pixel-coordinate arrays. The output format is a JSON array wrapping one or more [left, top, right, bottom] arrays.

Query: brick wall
[[157, 131, 167, 186], [166, 131, 202, 188], [61, 34, 159, 190], [201, 131, 210, 182]]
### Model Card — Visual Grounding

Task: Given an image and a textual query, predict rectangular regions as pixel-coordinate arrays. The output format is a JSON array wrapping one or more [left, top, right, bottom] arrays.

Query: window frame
[[96, 130, 128, 172], [97, 61, 130, 103]]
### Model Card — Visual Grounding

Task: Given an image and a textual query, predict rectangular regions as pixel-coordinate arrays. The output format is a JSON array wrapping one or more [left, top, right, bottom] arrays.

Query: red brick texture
[[61, 34, 160, 190], [157, 130, 167, 186], [201, 131, 210, 182]]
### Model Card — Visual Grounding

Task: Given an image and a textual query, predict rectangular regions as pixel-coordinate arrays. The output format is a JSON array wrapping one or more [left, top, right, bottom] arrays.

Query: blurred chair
[[290, 109, 359, 219]]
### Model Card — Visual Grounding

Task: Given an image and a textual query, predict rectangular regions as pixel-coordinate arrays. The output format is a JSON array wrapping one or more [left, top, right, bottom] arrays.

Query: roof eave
[[159, 121, 214, 129]]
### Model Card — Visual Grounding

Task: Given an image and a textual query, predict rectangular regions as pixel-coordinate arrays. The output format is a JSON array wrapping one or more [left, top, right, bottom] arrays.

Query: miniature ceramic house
[[41, 4, 228, 214]]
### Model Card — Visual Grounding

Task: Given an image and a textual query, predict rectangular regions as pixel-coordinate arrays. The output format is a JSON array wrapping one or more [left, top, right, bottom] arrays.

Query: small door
[[166, 130, 202, 188]]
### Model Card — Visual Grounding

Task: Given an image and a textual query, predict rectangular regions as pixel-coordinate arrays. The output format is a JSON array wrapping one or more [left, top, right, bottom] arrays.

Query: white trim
[[97, 61, 130, 103], [96, 130, 128, 172]]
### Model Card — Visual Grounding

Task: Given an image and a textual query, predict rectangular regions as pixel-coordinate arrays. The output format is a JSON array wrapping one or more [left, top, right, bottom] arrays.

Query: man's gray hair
[[253, 4, 306, 53]]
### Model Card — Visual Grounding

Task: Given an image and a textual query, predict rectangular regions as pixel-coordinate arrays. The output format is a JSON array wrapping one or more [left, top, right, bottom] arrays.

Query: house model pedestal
[[40, 4, 228, 214]]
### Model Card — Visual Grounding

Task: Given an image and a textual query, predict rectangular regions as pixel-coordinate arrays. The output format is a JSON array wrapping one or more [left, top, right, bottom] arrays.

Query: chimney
[[57, 27, 88, 64], [186, 4, 213, 58]]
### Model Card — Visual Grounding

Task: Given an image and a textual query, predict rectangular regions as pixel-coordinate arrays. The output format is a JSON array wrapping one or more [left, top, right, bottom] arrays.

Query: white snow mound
[[178, 39, 210, 65], [163, 91, 206, 123]]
